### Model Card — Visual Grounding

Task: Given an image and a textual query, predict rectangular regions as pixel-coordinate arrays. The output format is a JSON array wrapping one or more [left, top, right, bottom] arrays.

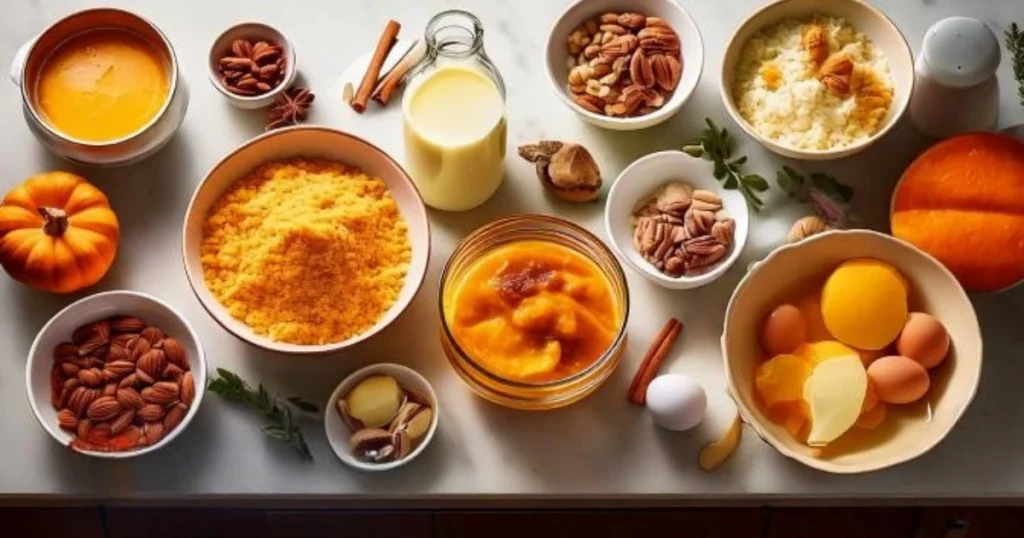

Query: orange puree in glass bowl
[[445, 240, 621, 384], [34, 29, 169, 142]]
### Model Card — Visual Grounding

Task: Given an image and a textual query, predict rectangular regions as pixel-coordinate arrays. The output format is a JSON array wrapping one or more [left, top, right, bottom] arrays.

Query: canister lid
[[922, 17, 1000, 88]]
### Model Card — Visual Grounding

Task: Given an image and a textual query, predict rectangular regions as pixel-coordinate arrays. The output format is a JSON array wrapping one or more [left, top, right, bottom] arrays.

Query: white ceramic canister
[[909, 17, 1000, 138], [9, 8, 189, 167]]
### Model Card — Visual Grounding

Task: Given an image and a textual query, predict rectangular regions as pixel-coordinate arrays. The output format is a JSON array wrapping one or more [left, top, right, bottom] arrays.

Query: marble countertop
[[1, 0, 1023, 504]]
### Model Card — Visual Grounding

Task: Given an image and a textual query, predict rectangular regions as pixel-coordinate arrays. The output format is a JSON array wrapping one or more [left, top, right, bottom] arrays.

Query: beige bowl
[[182, 126, 430, 354], [722, 230, 982, 473], [721, 0, 914, 160]]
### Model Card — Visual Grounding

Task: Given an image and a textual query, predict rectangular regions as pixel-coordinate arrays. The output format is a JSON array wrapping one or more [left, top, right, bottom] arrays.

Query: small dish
[[208, 21, 296, 109], [544, 0, 704, 131], [325, 363, 439, 472], [182, 126, 430, 355], [605, 150, 749, 289], [723, 230, 982, 473], [720, 0, 914, 160], [25, 290, 207, 459]]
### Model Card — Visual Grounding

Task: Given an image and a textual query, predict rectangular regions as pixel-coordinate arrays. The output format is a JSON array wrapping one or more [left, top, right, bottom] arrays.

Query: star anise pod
[[265, 88, 315, 131]]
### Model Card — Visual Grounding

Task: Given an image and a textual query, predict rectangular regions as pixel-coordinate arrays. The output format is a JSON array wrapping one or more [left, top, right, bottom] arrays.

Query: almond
[[110, 409, 134, 435], [181, 372, 195, 406], [61, 362, 80, 377], [110, 316, 147, 334], [102, 382, 118, 397], [573, 93, 604, 114], [71, 322, 97, 346], [137, 349, 166, 380], [111, 334, 138, 351], [135, 368, 155, 385], [70, 387, 99, 418], [164, 364, 185, 383], [140, 327, 165, 347], [54, 343, 79, 362], [161, 338, 188, 370], [117, 388, 146, 410], [87, 396, 122, 421], [104, 360, 136, 380], [143, 422, 165, 445], [163, 403, 187, 432], [138, 404, 166, 422], [77, 367, 104, 388], [142, 382, 179, 405], [107, 344, 131, 363], [57, 379, 79, 410], [77, 418, 92, 440], [130, 338, 151, 361], [57, 409, 78, 430], [119, 373, 139, 389]]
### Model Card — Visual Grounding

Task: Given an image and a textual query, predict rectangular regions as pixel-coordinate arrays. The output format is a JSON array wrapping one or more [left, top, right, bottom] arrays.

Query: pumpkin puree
[[446, 241, 621, 383]]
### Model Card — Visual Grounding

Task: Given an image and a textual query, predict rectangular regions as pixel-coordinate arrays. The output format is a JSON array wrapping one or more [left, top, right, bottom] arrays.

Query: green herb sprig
[[1007, 23, 1024, 107], [776, 166, 855, 226], [683, 118, 769, 211], [208, 368, 318, 460]]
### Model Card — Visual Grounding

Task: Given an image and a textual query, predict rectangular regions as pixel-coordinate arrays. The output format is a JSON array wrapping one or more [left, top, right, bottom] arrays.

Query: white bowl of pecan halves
[[605, 151, 749, 289], [545, 0, 704, 130], [208, 21, 297, 109], [26, 291, 206, 458]]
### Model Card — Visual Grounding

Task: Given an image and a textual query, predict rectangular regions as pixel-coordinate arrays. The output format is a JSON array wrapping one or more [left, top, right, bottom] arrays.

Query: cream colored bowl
[[723, 230, 981, 473], [182, 126, 430, 354], [721, 0, 913, 160]]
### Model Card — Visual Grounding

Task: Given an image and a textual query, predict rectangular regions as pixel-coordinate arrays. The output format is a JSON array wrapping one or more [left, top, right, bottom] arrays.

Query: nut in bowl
[[720, 0, 913, 159], [605, 151, 749, 289], [325, 363, 438, 471], [545, 0, 703, 130], [723, 230, 981, 473], [208, 21, 297, 109], [26, 291, 206, 458], [182, 126, 430, 354]]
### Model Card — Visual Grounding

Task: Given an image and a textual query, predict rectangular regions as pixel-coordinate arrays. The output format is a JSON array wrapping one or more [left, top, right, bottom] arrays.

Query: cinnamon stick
[[372, 39, 425, 107], [628, 318, 683, 405], [351, 19, 400, 113]]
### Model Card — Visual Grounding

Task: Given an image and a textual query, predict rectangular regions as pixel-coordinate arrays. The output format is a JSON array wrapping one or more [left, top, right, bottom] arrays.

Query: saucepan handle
[[9, 39, 33, 87]]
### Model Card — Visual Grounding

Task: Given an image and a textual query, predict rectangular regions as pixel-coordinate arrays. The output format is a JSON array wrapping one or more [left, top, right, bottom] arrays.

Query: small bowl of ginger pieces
[[545, 0, 704, 130]]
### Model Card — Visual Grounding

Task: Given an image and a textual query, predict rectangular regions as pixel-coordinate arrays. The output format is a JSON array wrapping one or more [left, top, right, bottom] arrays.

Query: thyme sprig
[[776, 166, 856, 227], [683, 118, 770, 211], [1006, 23, 1024, 107], [208, 368, 318, 460]]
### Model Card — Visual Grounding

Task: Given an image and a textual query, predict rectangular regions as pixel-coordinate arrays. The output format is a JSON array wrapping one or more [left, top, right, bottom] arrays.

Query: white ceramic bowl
[[182, 126, 431, 354], [605, 150, 749, 289], [720, 0, 914, 160], [208, 21, 297, 109], [723, 230, 982, 473], [26, 291, 207, 459], [325, 363, 439, 472], [545, 0, 704, 130]]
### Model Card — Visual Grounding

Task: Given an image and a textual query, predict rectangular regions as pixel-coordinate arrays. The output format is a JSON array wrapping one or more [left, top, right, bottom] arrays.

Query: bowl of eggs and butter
[[722, 229, 981, 474]]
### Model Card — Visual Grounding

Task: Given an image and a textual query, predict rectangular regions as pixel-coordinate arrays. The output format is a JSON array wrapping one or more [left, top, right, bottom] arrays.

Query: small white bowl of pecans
[[25, 291, 206, 458], [545, 0, 704, 130], [605, 151, 750, 289], [208, 21, 297, 109]]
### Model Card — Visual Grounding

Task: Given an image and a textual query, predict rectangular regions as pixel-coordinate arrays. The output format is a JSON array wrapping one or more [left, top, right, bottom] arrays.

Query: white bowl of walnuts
[[545, 0, 704, 130], [25, 291, 206, 458]]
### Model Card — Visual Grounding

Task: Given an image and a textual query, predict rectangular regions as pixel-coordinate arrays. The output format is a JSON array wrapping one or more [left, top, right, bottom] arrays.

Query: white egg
[[645, 374, 706, 432]]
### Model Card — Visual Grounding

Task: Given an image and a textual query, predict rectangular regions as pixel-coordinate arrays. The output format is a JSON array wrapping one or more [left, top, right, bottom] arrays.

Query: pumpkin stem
[[38, 207, 69, 237]]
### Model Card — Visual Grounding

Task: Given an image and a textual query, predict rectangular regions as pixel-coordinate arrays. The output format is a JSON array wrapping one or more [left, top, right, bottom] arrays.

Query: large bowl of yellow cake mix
[[182, 126, 430, 355], [9, 8, 189, 166], [722, 230, 981, 473]]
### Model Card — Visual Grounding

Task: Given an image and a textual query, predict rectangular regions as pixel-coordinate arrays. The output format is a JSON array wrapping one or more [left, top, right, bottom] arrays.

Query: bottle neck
[[424, 10, 484, 60]]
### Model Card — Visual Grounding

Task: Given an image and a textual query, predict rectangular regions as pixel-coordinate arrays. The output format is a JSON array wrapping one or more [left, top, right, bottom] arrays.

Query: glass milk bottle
[[402, 10, 507, 211]]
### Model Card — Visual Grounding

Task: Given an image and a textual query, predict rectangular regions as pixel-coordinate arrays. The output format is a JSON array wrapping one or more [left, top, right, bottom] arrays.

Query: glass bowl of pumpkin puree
[[440, 215, 629, 410]]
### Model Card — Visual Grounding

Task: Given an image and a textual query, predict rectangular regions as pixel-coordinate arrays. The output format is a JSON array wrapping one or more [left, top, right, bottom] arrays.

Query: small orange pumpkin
[[0, 171, 119, 293]]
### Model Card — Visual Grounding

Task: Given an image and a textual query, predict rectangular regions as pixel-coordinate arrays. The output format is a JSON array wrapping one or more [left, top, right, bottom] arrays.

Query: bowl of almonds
[[605, 151, 749, 289], [208, 21, 297, 109], [545, 0, 703, 130], [26, 291, 206, 458]]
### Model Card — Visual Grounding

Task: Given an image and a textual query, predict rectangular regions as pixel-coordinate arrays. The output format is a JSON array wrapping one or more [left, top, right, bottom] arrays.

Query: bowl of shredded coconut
[[721, 0, 913, 160]]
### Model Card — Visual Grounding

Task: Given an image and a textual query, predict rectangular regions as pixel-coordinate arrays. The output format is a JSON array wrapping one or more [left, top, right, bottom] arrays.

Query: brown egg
[[867, 355, 930, 404], [761, 304, 807, 356], [896, 312, 950, 369]]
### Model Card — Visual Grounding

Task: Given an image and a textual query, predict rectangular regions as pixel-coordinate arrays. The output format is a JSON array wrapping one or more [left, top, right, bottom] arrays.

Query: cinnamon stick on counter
[[351, 19, 401, 113], [628, 317, 683, 405], [372, 39, 426, 107]]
